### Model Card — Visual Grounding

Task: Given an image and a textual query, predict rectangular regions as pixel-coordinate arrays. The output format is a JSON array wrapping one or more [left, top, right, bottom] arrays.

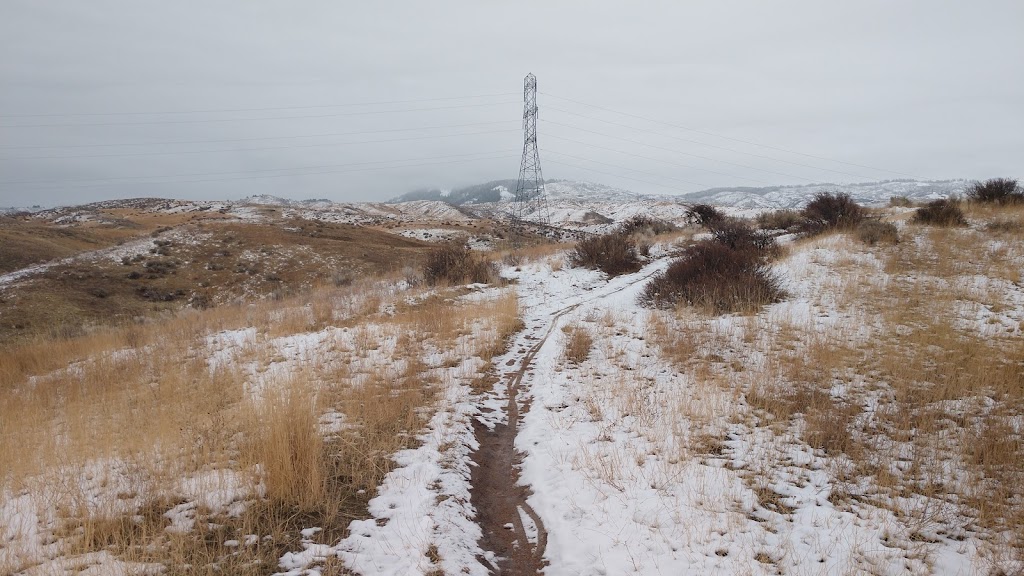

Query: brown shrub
[[640, 240, 784, 313], [569, 232, 642, 277], [756, 209, 803, 231], [800, 192, 866, 234], [709, 218, 780, 255], [686, 204, 726, 228], [912, 199, 967, 227], [618, 215, 678, 236], [966, 178, 1023, 205], [423, 243, 498, 285], [889, 196, 914, 207], [856, 219, 900, 245]]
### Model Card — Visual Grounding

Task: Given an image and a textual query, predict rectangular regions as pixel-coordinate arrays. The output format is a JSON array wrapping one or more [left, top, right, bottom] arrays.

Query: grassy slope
[[0, 215, 433, 346]]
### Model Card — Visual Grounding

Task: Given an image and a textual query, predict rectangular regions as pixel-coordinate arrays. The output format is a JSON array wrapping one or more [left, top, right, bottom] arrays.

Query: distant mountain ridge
[[683, 179, 968, 209], [393, 178, 969, 209], [392, 180, 518, 205]]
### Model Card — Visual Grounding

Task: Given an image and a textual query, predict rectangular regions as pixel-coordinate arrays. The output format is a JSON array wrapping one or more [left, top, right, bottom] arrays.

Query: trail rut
[[470, 263, 665, 574]]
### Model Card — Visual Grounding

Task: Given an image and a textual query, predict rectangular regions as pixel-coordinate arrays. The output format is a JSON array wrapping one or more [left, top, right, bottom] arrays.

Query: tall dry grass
[[0, 271, 522, 574], [562, 325, 594, 364], [643, 211, 1024, 567]]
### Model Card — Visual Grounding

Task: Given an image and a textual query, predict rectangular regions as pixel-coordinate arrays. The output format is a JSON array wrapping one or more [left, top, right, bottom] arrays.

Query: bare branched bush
[[618, 215, 678, 236], [856, 219, 900, 245], [569, 231, 642, 276], [686, 204, 726, 228], [562, 326, 593, 364], [756, 209, 802, 231], [423, 243, 498, 285], [709, 218, 780, 255], [799, 192, 866, 235], [966, 178, 1023, 205], [912, 199, 967, 227], [640, 240, 783, 313]]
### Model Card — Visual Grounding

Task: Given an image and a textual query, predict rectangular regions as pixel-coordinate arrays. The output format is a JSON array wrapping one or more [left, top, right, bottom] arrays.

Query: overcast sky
[[1, 1, 1022, 207]]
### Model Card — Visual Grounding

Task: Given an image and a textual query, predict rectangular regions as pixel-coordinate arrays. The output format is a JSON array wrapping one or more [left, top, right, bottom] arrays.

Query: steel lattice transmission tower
[[510, 73, 550, 238]]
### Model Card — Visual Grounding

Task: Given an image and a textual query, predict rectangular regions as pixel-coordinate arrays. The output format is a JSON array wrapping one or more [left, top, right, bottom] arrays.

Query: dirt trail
[[470, 264, 665, 574]]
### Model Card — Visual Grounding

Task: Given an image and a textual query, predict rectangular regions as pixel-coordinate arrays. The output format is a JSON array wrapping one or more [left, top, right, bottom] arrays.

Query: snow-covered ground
[[0, 232, 184, 293], [0, 278, 516, 576], [3, 207, 1021, 575], [282, 225, 1019, 575]]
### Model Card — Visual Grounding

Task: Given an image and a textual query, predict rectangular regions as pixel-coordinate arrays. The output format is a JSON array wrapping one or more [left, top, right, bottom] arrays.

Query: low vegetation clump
[[966, 177, 1023, 205], [912, 198, 968, 227], [686, 203, 726, 228], [889, 195, 914, 207], [562, 326, 593, 364], [618, 215, 678, 236], [799, 191, 866, 234], [641, 220, 783, 313], [709, 217, 780, 255], [755, 209, 802, 231], [423, 243, 498, 285], [855, 219, 900, 245], [986, 219, 1024, 234], [569, 231, 642, 277]]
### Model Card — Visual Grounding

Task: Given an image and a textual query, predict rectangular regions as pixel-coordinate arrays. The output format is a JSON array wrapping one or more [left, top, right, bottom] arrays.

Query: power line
[[0, 100, 519, 128], [545, 119, 815, 183], [545, 105, 874, 181], [3, 149, 519, 187], [544, 158, 693, 195], [8, 153, 519, 191], [1, 128, 520, 160], [0, 120, 518, 150], [0, 92, 519, 118], [544, 133, 773, 186], [544, 149, 708, 189], [541, 91, 922, 180]]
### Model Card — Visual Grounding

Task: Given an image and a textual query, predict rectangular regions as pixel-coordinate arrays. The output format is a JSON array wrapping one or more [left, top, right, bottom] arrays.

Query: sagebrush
[[756, 209, 802, 231], [966, 178, 1023, 205], [686, 204, 725, 228], [618, 215, 678, 236], [641, 221, 782, 313], [569, 232, 642, 276], [856, 219, 900, 245], [912, 199, 967, 227], [423, 243, 498, 285], [800, 192, 865, 235]]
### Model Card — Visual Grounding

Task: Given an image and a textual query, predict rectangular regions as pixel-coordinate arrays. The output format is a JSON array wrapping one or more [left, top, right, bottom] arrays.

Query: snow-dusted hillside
[[394, 178, 969, 212], [389, 178, 974, 232], [682, 179, 968, 209], [6, 178, 975, 238]]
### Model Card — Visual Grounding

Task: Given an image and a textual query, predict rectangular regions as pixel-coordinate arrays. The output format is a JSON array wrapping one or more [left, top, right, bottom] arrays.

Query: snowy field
[[2, 203, 1022, 575]]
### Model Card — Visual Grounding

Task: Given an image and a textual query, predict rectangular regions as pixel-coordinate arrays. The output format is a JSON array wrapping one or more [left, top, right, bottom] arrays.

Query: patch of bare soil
[[471, 333, 549, 574]]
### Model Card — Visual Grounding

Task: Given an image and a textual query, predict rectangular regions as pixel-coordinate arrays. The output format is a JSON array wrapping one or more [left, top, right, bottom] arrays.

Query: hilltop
[[393, 178, 968, 209]]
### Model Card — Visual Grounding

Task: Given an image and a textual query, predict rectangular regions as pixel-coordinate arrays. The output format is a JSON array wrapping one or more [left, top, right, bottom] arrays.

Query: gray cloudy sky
[[1, 1, 1022, 207]]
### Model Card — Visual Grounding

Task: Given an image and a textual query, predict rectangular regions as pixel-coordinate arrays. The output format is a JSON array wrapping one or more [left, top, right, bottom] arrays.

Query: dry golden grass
[[562, 325, 594, 364], [643, 208, 1024, 565], [244, 379, 326, 510], [494, 238, 574, 267], [0, 263, 521, 574], [0, 218, 433, 347], [0, 214, 143, 275]]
